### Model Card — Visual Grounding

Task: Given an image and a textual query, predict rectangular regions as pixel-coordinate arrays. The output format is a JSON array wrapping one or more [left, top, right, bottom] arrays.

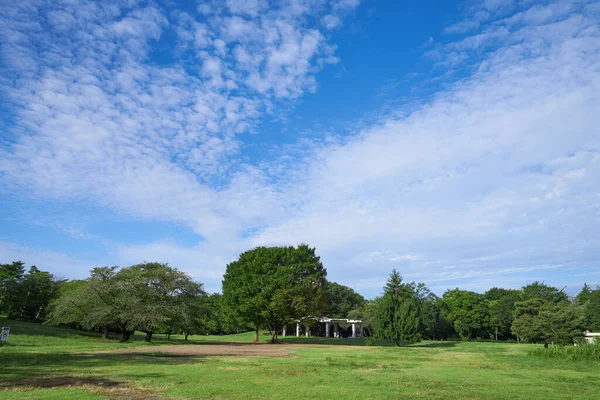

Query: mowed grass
[[1, 318, 599, 399]]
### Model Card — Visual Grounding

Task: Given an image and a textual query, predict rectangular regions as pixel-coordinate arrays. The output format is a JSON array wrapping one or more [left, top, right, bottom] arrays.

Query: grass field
[[1, 318, 599, 399]]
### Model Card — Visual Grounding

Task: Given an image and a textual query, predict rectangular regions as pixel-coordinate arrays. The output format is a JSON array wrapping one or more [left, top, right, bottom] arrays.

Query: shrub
[[529, 341, 600, 362]]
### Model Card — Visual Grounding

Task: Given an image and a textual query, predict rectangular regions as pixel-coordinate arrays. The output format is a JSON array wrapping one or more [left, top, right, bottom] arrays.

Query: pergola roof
[[295, 316, 363, 324]]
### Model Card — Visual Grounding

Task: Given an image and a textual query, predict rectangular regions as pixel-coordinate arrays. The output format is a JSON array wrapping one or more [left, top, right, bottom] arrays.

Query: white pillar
[[306, 325, 310, 337], [360, 324, 364, 339], [333, 323, 338, 338], [283, 324, 286, 337], [325, 323, 330, 338], [296, 323, 300, 337], [352, 323, 356, 338]]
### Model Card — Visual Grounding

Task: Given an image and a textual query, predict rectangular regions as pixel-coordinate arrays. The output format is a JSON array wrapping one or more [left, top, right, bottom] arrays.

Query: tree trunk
[[102, 327, 109, 339], [120, 330, 133, 342], [253, 327, 259, 343], [145, 331, 153, 342], [185, 333, 189, 341], [271, 330, 278, 344]]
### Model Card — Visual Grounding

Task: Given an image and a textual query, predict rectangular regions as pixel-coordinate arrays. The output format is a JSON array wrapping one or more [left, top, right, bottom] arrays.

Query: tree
[[347, 299, 378, 337], [576, 283, 593, 305], [1, 262, 61, 320], [441, 289, 490, 340], [0, 261, 26, 315], [484, 288, 522, 340], [48, 263, 206, 342], [419, 293, 454, 340], [48, 266, 127, 340], [222, 244, 327, 343], [512, 298, 583, 344], [197, 293, 251, 335], [16, 266, 61, 319], [583, 287, 600, 331], [115, 262, 206, 342], [373, 270, 420, 345], [521, 281, 567, 303], [325, 282, 366, 318]]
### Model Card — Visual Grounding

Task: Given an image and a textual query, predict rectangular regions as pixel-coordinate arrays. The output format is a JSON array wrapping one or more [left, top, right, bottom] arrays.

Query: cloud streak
[[1, 0, 599, 296]]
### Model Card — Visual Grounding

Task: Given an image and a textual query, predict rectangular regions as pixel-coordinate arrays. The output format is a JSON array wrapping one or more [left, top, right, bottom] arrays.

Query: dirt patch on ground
[[116, 343, 310, 358]]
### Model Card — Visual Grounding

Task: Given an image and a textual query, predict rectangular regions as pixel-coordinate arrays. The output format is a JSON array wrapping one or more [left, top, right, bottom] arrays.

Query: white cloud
[[248, 0, 600, 292], [0, 241, 95, 280], [322, 14, 342, 30], [1, 0, 599, 296]]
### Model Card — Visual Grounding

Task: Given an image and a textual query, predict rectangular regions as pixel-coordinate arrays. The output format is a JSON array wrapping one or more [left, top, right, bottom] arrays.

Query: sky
[[0, 0, 599, 297]]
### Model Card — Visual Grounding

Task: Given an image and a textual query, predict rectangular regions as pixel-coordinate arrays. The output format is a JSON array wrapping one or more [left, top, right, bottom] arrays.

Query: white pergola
[[584, 331, 600, 343], [282, 317, 364, 339]]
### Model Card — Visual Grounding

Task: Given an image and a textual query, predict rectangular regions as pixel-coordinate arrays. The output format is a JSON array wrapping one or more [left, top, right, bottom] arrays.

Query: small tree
[[374, 270, 420, 345]]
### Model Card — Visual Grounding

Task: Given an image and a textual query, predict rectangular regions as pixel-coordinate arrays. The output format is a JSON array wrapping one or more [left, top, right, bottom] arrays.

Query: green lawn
[[1, 318, 599, 399]]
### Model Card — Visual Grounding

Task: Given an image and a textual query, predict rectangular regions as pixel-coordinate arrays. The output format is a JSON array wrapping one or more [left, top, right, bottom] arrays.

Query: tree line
[[1, 246, 599, 345]]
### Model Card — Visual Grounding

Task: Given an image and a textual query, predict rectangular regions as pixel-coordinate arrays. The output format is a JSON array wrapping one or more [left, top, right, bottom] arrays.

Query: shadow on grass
[[411, 341, 459, 348], [0, 351, 208, 388]]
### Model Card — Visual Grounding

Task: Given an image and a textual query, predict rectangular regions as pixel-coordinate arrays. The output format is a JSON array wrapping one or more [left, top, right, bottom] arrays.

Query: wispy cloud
[[1, 0, 598, 295]]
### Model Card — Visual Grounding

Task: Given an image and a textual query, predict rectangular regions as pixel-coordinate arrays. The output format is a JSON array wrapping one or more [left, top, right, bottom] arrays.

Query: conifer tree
[[374, 270, 421, 345]]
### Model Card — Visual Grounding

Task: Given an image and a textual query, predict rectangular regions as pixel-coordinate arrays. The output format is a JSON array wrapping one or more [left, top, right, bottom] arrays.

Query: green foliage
[[195, 293, 252, 336], [347, 298, 377, 337], [373, 270, 421, 345], [0, 262, 61, 320], [521, 281, 568, 303], [325, 282, 366, 318], [222, 244, 327, 342], [512, 298, 583, 344], [511, 282, 583, 345], [441, 289, 490, 340], [529, 341, 600, 362], [47, 263, 206, 342], [576, 283, 593, 305], [419, 294, 454, 340], [484, 288, 522, 340], [583, 287, 600, 331]]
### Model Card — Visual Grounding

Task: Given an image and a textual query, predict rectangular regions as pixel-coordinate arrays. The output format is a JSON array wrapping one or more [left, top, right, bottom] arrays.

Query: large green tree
[[48, 263, 205, 342], [441, 289, 490, 340], [373, 270, 420, 345], [484, 288, 522, 340], [512, 298, 583, 344], [222, 244, 327, 343]]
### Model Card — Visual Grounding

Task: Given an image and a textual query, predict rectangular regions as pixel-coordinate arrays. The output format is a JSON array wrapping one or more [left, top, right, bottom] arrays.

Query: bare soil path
[[115, 342, 322, 358]]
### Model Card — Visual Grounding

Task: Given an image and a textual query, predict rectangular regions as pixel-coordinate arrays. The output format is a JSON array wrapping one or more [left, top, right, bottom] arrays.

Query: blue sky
[[1, 0, 599, 297]]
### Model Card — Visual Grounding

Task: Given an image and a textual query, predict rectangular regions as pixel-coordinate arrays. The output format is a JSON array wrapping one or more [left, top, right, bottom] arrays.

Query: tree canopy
[[222, 244, 327, 343], [48, 262, 205, 342], [373, 270, 420, 345]]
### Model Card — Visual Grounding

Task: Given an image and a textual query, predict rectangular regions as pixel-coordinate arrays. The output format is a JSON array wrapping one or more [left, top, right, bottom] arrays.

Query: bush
[[529, 341, 600, 362], [363, 338, 375, 346]]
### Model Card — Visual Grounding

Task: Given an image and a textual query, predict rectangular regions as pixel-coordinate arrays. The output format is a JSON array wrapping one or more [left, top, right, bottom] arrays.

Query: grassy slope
[[1, 318, 599, 399]]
